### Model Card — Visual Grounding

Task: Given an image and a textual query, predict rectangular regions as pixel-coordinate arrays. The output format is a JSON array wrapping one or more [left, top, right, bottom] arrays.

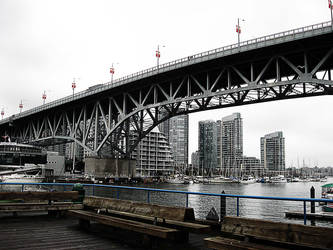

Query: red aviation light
[[42, 93, 47, 100], [1, 110, 4, 116], [156, 50, 160, 58], [110, 67, 115, 74], [19, 103, 23, 109], [72, 82, 76, 89]]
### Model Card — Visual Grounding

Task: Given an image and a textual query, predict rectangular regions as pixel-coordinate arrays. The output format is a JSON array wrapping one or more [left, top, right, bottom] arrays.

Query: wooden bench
[[68, 196, 210, 244], [204, 216, 333, 250], [0, 191, 83, 216]]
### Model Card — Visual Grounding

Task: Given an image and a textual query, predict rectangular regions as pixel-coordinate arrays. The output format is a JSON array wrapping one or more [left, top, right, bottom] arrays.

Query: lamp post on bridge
[[71, 78, 77, 172], [72, 78, 76, 98], [19, 100, 23, 114], [156, 45, 161, 69], [156, 45, 165, 70], [42, 91, 47, 105], [110, 64, 115, 85], [329, 0, 333, 29], [236, 18, 245, 51]]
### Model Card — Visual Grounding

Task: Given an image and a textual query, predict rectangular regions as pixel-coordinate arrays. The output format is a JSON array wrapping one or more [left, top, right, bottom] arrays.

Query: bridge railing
[[1, 21, 331, 123], [0, 182, 332, 225]]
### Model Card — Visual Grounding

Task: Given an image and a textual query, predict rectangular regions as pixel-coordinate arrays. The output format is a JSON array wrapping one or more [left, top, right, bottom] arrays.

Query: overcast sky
[[0, 0, 332, 167]]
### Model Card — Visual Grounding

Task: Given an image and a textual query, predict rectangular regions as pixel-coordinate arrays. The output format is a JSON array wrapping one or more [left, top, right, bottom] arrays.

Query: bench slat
[[0, 191, 79, 201], [103, 208, 210, 233], [222, 216, 333, 249], [67, 209, 180, 240], [84, 196, 195, 222], [204, 236, 284, 250]]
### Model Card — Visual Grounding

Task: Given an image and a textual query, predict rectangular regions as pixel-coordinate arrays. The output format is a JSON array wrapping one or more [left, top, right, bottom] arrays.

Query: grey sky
[[0, 0, 332, 167]]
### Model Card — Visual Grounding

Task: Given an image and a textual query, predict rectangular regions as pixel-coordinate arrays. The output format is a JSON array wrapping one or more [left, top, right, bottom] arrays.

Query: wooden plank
[[83, 196, 195, 221], [204, 236, 284, 250], [0, 203, 83, 212], [67, 209, 181, 240], [0, 191, 79, 201], [222, 216, 333, 249], [103, 208, 210, 233]]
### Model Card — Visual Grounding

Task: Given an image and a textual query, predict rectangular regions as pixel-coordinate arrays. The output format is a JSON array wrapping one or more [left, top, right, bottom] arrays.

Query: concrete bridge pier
[[85, 157, 136, 180]]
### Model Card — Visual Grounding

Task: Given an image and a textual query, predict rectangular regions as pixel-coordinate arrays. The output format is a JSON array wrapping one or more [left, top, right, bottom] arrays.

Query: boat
[[322, 192, 333, 212], [270, 175, 287, 183], [321, 183, 333, 200], [258, 176, 270, 183], [1, 173, 44, 183], [323, 203, 333, 212], [240, 176, 256, 184], [208, 176, 237, 183], [291, 177, 300, 182], [309, 177, 321, 182], [195, 176, 210, 184], [165, 175, 186, 184]]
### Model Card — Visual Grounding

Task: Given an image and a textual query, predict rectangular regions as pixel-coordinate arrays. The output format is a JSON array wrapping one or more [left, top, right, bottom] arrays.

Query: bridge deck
[[0, 213, 211, 249]]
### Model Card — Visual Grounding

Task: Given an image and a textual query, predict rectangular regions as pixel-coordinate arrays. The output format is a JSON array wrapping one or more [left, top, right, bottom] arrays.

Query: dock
[[0, 213, 213, 249], [286, 211, 333, 221]]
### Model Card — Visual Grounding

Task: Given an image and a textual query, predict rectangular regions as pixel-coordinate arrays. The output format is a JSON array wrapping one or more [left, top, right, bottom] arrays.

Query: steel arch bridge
[[1, 21, 333, 158]]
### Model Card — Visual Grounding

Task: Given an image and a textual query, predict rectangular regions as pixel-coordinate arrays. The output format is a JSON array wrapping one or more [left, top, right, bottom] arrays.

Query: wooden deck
[[0, 213, 213, 249]]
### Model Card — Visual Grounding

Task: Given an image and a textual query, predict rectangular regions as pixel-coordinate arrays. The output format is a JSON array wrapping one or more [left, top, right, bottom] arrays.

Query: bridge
[[0, 21, 333, 158]]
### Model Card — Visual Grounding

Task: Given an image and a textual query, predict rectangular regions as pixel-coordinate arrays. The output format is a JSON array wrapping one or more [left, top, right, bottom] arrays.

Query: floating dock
[[286, 211, 333, 221]]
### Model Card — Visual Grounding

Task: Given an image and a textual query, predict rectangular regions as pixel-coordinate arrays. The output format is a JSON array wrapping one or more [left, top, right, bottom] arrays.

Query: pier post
[[220, 190, 226, 221], [310, 186, 315, 213]]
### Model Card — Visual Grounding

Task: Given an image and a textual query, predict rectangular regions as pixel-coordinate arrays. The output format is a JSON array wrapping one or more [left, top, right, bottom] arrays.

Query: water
[[91, 178, 333, 227], [1, 178, 332, 227]]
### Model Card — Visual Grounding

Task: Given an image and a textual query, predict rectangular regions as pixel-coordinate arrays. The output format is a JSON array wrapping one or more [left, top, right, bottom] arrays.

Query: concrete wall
[[85, 157, 136, 178], [46, 152, 65, 176]]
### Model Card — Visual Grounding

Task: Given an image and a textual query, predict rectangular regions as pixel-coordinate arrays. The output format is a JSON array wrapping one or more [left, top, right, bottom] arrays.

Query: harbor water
[[92, 178, 333, 227], [1, 178, 332, 227]]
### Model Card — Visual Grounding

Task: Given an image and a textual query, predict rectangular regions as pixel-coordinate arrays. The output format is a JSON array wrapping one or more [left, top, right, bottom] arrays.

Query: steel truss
[[4, 46, 333, 158]]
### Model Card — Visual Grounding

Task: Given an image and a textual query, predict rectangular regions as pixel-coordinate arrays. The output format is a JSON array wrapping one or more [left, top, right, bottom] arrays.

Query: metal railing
[[1, 182, 332, 225], [0, 21, 332, 125]]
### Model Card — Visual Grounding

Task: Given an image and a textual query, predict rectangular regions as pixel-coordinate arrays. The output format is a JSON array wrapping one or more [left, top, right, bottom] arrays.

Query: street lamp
[[329, 0, 333, 29], [236, 18, 245, 51], [19, 100, 23, 113], [42, 91, 47, 105], [110, 64, 115, 85], [156, 45, 165, 70], [72, 78, 76, 98]]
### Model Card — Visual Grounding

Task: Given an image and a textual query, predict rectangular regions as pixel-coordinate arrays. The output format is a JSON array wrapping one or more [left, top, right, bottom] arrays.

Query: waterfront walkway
[[0, 213, 213, 249]]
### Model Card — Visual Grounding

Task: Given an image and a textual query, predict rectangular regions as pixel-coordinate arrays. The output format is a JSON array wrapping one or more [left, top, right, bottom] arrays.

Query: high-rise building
[[260, 131, 285, 172], [198, 120, 217, 175], [216, 120, 222, 170], [242, 156, 262, 176], [221, 113, 243, 177], [159, 114, 189, 170], [191, 150, 200, 173], [130, 127, 174, 177]]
